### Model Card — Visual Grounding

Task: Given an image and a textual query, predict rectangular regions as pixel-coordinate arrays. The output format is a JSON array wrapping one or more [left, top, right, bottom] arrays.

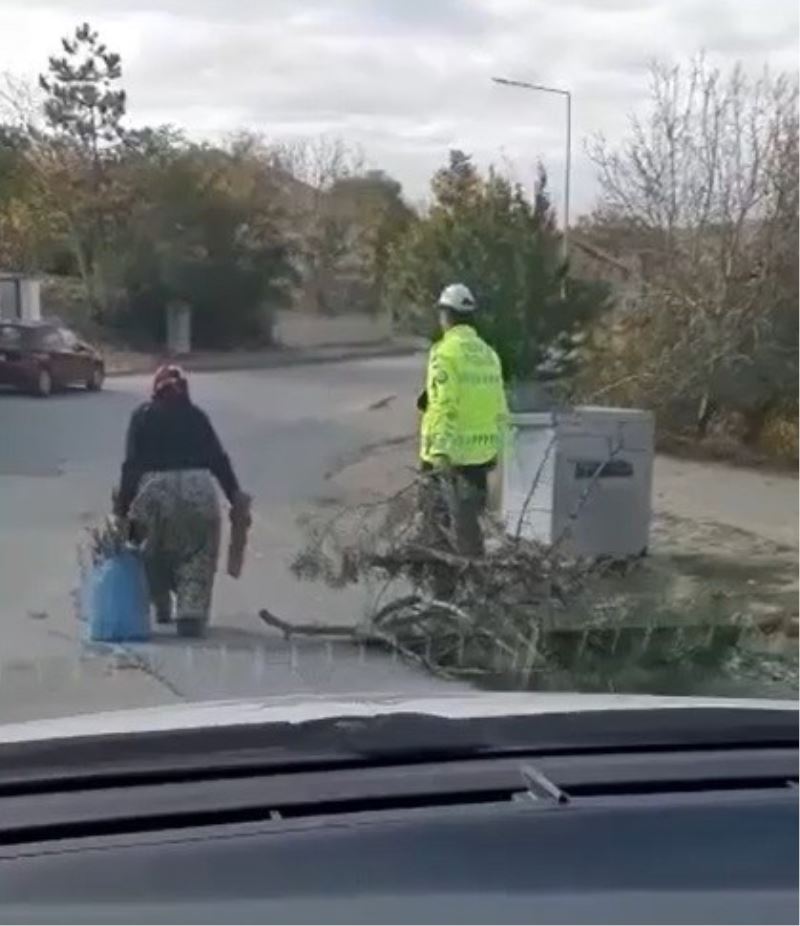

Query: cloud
[[668, 0, 798, 57], [0, 0, 796, 213]]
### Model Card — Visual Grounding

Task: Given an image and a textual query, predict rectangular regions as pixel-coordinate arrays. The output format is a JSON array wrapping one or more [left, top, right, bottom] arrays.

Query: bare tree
[[266, 135, 365, 314], [0, 72, 42, 130], [586, 58, 798, 442], [267, 134, 364, 191]]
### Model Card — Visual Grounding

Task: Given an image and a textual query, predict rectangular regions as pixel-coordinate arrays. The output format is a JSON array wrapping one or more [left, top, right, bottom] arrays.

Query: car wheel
[[35, 368, 52, 398], [86, 364, 104, 392]]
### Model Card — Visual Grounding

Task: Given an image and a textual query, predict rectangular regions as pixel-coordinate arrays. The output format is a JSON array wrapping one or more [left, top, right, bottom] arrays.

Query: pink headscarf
[[152, 364, 188, 399]]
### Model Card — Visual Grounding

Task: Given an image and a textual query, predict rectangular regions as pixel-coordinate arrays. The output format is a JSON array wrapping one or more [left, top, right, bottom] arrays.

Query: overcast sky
[[2, 0, 797, 217]]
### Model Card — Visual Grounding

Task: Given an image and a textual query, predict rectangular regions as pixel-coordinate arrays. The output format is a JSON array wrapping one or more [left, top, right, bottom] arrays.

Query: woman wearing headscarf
[[115, 365, 243, 638]]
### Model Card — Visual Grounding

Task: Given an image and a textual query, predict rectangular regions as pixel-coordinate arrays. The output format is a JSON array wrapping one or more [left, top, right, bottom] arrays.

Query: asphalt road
[[0, 356, 464, 723], [3, 356, 795, 724]]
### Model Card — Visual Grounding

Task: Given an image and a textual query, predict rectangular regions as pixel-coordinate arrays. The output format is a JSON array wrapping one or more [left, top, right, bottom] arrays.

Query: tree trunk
[[65, 213, 102, 320], [696, 393, 717, 438], [742, 402, 774, 447]]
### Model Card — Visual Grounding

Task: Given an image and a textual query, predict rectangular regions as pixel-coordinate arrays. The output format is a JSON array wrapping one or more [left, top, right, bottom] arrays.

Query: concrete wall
[[0, 277, 41, 321], [0, 280, 17, 319], [274, 310, 393, 349], [19, 279, 41, 321]]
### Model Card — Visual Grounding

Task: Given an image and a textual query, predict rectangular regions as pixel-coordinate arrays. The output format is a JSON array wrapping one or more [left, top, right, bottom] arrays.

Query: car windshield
[[0, 2, 796, 729]]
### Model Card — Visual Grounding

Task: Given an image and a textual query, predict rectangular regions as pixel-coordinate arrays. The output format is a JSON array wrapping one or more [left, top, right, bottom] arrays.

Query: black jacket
[[117, 396, 239, 516]]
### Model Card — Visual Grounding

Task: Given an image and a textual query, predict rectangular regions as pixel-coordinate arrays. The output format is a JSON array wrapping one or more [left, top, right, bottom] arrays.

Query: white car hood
[[0, 691, 793, 744]]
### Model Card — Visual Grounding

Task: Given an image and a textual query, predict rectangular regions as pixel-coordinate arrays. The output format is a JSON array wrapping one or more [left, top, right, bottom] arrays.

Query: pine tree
[[385, 150, 610, 385], [38, 22, 128, 317]]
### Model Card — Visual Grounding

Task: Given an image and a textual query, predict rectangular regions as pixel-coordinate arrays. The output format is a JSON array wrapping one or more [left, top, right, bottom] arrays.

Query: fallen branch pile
[[265, 476, 791, 693]]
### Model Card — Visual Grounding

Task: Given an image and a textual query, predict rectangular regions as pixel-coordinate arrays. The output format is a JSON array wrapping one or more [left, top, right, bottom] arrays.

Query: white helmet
[[437, 283, 477, 313]]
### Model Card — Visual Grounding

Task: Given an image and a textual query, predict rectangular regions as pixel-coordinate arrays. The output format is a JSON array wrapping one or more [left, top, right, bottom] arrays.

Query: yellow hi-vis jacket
[[420, 325, 509, 466]]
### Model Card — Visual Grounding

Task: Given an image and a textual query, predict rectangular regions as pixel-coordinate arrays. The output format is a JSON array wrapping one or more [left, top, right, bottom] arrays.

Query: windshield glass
[[0, 324, 32, 348], [0, 1, 796, 728]]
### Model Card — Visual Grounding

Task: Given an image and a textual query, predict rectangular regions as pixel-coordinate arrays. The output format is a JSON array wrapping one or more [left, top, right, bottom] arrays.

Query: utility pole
[[491, 76, 572, 272]]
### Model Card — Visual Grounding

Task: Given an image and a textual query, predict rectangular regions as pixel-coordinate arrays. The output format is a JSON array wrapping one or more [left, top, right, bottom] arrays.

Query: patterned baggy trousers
[[130, 469, 221, 625]]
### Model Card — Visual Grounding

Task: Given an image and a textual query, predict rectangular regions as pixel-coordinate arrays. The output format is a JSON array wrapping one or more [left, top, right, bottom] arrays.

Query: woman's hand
[[111, 486, 124, 518], [111, 513, 134, 545]]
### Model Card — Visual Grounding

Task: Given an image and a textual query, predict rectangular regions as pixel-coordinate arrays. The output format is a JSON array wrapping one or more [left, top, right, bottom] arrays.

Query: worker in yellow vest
[[418, 283, 508, 557]]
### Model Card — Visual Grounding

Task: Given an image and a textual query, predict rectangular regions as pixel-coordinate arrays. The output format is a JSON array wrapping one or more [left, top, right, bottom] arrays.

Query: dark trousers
[[419, 461, 491, 558]]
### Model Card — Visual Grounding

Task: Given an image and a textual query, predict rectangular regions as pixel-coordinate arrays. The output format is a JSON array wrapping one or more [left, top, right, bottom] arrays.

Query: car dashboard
[[0, 707, 796, 924]]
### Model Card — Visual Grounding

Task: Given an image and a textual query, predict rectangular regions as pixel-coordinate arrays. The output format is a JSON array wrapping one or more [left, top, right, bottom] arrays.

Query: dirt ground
[[311, 395, 798, 696]]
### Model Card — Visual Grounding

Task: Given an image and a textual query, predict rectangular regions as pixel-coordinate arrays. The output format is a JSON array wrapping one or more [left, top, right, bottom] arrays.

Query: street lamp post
[[491, 76, 572, 270]]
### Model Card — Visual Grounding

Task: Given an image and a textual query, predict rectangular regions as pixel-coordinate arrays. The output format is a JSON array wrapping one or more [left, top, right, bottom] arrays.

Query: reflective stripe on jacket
[[420, 325, 509, 466]]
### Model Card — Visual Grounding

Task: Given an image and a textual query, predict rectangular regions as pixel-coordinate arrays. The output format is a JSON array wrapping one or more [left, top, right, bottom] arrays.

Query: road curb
[[105, 343, 424, 378]]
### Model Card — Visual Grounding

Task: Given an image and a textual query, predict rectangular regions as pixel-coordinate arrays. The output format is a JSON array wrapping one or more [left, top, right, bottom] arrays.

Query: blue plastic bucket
[[87, 550, 151, 643]]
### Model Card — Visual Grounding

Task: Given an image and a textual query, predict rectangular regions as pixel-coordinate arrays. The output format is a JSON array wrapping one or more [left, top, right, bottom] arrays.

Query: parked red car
[[0, 322, 105, 396]]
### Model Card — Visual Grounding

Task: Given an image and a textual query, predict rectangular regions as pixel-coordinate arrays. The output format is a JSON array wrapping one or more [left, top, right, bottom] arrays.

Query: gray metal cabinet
[[502, 407, 654, 557]]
